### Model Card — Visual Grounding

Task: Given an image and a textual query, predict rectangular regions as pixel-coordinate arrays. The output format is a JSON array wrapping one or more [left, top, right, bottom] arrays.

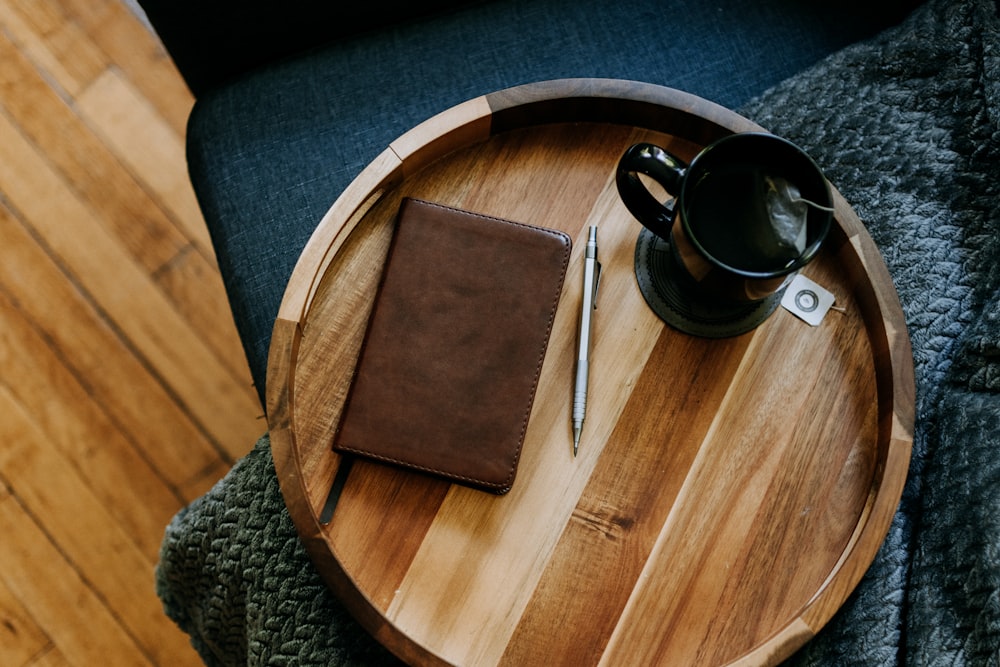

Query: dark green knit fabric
[[156, 435, 402, 665]]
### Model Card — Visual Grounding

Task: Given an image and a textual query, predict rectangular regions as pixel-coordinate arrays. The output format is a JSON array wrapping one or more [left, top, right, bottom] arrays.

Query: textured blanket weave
[[156, 0, 1000, 663]]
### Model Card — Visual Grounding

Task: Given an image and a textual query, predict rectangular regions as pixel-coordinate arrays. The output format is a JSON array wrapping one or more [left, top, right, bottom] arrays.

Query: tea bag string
[[790, 197, 835, 213]]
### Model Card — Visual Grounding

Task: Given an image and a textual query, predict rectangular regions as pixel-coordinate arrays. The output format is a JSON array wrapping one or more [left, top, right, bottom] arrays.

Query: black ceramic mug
[[616, 132, 833, 306]]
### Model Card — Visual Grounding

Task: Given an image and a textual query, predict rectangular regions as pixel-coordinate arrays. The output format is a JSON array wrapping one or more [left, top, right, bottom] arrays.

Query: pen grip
[[572, 360, 589, 422]]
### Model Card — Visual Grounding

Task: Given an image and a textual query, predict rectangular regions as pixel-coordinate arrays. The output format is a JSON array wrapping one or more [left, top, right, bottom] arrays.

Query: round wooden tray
[[266, 79, 914, 666]]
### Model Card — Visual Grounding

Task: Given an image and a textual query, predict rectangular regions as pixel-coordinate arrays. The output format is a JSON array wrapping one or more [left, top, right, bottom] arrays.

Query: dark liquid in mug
[[685, 163, 803, 273]]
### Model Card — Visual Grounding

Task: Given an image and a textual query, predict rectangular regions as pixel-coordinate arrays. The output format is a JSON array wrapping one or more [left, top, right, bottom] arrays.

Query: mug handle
[[615, 143, 687, 240]]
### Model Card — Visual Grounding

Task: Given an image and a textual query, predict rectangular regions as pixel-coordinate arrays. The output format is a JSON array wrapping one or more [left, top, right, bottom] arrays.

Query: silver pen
[[573, 225, 600, 456]]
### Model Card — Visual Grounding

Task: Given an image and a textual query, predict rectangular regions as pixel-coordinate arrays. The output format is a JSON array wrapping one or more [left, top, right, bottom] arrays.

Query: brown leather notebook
[[332, 198, 572, 494]]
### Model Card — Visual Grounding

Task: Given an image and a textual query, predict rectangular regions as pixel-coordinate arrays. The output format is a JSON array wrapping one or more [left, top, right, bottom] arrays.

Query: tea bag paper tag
[[781, 274, 835, 326]]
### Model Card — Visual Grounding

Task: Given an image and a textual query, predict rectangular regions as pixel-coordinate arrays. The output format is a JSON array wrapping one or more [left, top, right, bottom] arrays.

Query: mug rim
[[677, 132, 833, 279]]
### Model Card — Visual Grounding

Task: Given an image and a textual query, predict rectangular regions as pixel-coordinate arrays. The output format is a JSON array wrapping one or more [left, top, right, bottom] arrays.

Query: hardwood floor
[[0, 1, 264, 664]]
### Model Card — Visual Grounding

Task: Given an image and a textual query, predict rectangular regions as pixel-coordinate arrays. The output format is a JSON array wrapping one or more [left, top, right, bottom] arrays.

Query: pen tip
[[573, 427, 581, 457]]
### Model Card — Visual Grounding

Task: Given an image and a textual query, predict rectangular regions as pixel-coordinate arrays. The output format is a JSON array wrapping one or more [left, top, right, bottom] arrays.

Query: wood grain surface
[[267, 80, 914, 667], [0, 1, 262, 665]]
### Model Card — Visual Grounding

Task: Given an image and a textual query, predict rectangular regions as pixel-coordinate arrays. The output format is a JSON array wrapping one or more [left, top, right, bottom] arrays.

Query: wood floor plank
[[56, 0, 192, 135], [0, 201, 227, 490], [2, 0, 107, 96], [176, 457, 234, 503], [0, 110, 262, 459], [24, 646, 72, 667], [0, 566, 49, 667], [4, 34, 257, 389], [76, 67, 213, 257], [0, 491, 153, 667], [0, 2, 83, 98], [0, 385, 202, 666], [0, 31, 185, 272], [0, 287, 187, 558], [153, 246, 259, 388], [72, 65, 255, 384], [5, 0, 61, 31]]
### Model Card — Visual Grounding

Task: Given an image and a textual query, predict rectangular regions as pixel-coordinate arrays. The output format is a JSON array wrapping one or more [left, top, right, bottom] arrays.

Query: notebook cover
[[332, 198, 572, 494]]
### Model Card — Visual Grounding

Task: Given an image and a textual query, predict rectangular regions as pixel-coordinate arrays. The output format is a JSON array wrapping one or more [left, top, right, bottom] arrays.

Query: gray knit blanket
[[156, 0, 1000, 663]]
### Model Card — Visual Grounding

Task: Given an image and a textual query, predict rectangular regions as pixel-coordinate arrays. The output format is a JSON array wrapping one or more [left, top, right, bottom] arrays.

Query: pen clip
[[592, 260, 602, 307]]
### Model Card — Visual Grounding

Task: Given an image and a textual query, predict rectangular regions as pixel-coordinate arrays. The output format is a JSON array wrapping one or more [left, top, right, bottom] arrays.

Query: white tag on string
[[781, 274, 836, 326]]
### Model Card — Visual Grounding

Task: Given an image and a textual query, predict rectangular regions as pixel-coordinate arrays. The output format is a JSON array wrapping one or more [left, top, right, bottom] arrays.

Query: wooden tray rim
[[265, 78, 915, 666]]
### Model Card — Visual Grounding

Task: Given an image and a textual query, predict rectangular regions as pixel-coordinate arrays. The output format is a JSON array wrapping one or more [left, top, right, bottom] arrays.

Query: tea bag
[[763, 175, 809, 257], [747, 173, 829, 269]]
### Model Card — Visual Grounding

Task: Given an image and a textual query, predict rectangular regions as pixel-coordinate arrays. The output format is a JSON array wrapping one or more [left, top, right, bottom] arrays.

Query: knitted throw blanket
[[155, 0, 1000, 663]]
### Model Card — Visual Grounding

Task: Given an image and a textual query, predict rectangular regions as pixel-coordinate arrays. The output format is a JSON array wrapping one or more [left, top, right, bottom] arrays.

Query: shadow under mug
[[616, 132, 833, 337]]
